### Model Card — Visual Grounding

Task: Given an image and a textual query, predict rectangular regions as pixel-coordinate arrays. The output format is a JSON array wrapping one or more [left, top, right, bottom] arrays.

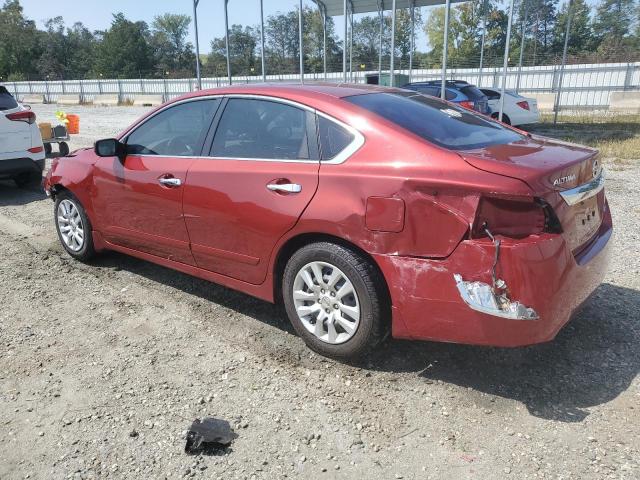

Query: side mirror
[[95, 138, 125, 159]]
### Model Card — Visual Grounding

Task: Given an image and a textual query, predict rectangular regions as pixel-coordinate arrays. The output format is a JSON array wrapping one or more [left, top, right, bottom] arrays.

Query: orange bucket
[[67, 114, 80, 134]]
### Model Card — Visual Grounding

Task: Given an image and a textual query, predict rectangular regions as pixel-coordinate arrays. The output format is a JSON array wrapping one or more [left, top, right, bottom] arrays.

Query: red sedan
[[44, 84, 611, 359]]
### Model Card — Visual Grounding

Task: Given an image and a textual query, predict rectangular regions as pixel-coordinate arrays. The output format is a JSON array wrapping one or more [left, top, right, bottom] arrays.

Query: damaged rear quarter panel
[[291, 121, 534, 260]]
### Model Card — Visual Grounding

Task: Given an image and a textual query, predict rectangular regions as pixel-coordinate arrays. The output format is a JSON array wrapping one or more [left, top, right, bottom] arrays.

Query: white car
[[0, 86, 45, 187], [481, 88, 540, 126]]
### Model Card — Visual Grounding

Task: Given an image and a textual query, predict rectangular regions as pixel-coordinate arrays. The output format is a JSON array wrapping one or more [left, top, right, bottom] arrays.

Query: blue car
[[401, 80, 490, 115]]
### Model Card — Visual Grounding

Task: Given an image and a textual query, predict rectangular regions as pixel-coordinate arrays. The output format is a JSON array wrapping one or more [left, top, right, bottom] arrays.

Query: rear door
[[92, 98, 221, 264], [183, 96, 320, 285]]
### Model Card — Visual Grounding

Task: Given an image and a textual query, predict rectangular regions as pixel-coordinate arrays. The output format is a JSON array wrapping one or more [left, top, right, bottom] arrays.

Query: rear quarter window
[[460, 86, 486, 100], [345, 91, 523, 150], [0, 87, 18, 111], [318, 116, 354, 160]]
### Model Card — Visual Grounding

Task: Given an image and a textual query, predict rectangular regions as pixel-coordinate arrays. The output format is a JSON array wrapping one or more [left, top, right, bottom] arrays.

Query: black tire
[[44, 143, 52, 155], [282, 242, 389, 360], [491, 112, 511, 125], [54, 190, 96, 262], [59, 142, 70, 156]]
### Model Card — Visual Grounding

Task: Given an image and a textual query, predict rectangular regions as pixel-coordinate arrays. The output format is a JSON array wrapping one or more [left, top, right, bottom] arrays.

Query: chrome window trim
[[559, 170, 605, 206], [119, 93, 365, 165], [119, 95, 224, 140]]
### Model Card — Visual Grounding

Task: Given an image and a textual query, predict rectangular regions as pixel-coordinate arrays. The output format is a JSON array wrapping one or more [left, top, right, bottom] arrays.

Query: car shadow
[[90, 251, 638, 423], [365, 282, 639, 423], [0, 180, 46, 206], [91, 251, 295, 335]]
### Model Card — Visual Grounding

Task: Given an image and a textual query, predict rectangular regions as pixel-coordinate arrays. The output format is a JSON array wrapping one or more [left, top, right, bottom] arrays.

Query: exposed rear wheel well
[[273, 233, 391, 310], [50, 183, 70, 200]]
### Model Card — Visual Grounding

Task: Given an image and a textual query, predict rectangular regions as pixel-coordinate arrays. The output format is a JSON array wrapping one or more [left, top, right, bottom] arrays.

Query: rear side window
[[345, 92, 523, 150], [212, 98, 310, 160], [0, 87, 18, 111], [482, 89, 500, 100], [318, 116, 353, 160], [460, 85, 486, 100], [127, 99, 220, 156]]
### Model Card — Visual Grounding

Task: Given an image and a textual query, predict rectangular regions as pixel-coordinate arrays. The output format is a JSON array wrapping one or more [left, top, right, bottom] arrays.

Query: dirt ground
[[0, 105, 639, 479]]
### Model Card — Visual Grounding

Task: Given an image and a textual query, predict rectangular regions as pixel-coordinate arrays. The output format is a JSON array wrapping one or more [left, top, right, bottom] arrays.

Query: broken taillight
[[6, 110, 36, 124], [471, 196, 560, 239]]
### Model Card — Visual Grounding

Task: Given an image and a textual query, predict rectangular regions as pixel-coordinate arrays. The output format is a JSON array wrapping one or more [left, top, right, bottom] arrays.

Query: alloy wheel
[[57, 199, 85, 252], [292, 261, 360, 344]]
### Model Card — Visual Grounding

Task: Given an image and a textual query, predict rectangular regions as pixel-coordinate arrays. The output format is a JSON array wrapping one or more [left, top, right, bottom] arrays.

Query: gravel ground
[[0, 105, 638, 479]]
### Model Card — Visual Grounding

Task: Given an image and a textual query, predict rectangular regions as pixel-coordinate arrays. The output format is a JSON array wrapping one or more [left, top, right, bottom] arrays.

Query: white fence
[[6, 62, 639, 110]]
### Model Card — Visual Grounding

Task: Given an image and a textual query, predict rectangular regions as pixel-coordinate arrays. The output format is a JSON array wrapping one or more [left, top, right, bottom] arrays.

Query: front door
[[92, 98, 221, 264], [183, 97, 320, 285]]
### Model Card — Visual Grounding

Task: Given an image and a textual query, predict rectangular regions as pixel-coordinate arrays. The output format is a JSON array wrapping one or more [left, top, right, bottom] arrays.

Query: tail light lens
[[6, 110, 36, 124], [472, 196, 561, 239], [516, 101, 530, 110], [459, 100, 474, 110]]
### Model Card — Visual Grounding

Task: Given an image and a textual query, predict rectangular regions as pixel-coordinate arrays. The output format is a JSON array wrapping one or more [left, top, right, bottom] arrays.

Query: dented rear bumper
[[374, 201, 613, 347]]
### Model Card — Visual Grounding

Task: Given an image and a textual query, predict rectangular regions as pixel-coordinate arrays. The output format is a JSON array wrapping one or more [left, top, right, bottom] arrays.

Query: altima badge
[[553, 174, 576, 186]]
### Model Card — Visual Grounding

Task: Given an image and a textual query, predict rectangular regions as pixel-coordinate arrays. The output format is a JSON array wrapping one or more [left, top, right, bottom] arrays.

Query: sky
[[20, 0, 590, 54], [20, 0, 439, 53]]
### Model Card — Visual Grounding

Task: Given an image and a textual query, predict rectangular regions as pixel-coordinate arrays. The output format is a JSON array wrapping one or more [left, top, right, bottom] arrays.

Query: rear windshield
[[0, 87, 18, 111], [459, 85, 486, 100], [345, 91, 523, 150]]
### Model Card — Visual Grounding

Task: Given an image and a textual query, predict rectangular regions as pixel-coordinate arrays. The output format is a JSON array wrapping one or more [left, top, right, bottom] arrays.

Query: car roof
[[177, 83, 405, 103], [407, 80, 472, 88]]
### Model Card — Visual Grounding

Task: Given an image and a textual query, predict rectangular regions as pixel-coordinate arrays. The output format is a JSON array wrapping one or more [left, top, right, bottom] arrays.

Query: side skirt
[[92, 231, 275, 303]]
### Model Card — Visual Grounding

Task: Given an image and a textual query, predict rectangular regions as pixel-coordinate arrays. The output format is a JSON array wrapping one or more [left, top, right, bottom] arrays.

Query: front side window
[[345, 92, 523, 150], [126, 99, 220, 156], [211, 98, 310, 160], [318, 116, 354, 160]]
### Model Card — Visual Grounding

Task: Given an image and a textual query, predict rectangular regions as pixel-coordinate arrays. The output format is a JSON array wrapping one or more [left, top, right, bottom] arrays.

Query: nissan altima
[[44, 84, 611, 359]]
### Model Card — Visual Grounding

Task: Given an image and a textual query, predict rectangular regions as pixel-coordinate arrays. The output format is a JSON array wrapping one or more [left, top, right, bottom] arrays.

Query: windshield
[[345, 91, 523, 150]]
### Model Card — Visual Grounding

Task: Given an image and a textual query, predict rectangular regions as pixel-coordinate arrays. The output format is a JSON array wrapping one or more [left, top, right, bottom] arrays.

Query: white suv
[[0, 86, 45, 187]]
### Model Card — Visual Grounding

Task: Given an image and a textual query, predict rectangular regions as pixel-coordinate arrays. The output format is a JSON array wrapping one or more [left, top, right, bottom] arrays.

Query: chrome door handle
[[267, 183, 302, 193], [158, 177, 182, 187]]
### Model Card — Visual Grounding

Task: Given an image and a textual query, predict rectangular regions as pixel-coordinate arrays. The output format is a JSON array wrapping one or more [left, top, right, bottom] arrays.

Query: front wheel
[[282, 242, 388, 360], [54, 191, 96, 262]]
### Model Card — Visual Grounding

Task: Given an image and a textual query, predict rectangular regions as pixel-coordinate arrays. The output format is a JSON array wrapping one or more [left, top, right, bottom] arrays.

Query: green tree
[[352, 16, 389, 70], [206, 24, 258, 76], [592, 0, 637, 51], [36, 17, 96, 79], [552, 0, 593, 55], [301, 7, 341, 74], [0, 0, 42, 80], [150, 13, 195, 77], [394, 8, 424, 68], [93, 13, 154, 78], [424, 6, 461, 67]]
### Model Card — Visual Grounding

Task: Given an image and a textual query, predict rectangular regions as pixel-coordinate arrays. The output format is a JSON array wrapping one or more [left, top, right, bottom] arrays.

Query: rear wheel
[[282, 242, 388, 360], [59, 142, 70, 156], [492, 112, 511, 125], [54, 191, 95, 262]]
